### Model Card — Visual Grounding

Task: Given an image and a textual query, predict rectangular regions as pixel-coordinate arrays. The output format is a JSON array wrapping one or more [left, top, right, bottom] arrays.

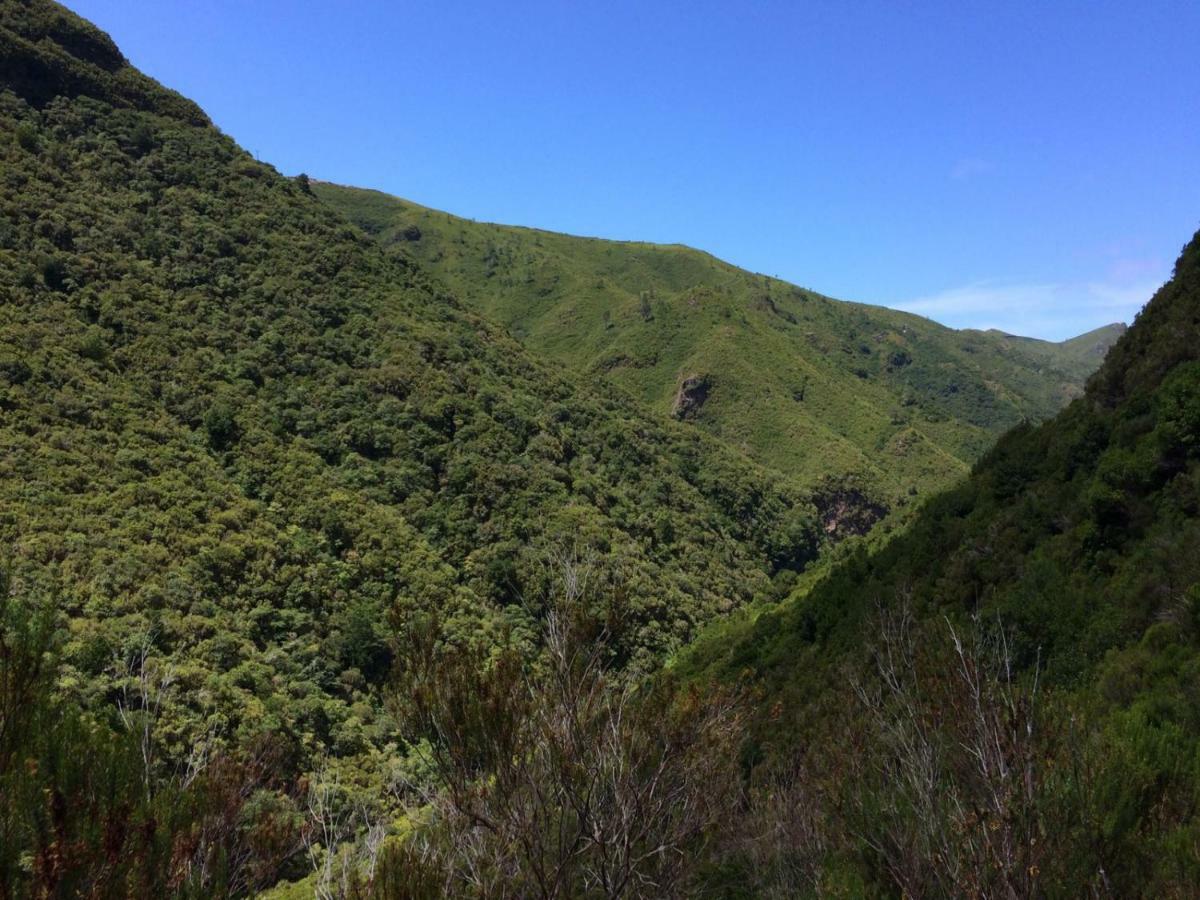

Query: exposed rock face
[[672, 374, 712, 420], [813, 484, 889, 539]]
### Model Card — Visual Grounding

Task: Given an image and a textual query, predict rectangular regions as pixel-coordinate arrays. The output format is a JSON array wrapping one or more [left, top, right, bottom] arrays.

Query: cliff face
[[672, 373, 712, 420], [813, 484, 889, 538]]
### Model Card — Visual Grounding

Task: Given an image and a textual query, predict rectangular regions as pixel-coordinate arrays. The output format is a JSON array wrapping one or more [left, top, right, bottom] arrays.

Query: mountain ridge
[[314, 182, 1126, 519], [1, 1, 1187, 894], [0, 0, 824, 819]]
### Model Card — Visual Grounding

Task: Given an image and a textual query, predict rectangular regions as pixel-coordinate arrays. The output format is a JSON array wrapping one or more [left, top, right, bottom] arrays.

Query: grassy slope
[[0, 0, 824, 774], [690, 232, 1197, 677], [314, 183, 1125, 509], [990, 321, 1128, 377]]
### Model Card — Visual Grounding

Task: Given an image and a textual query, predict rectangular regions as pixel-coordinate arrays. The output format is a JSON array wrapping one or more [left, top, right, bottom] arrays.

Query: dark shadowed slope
[[681, 228, 1200, 895]]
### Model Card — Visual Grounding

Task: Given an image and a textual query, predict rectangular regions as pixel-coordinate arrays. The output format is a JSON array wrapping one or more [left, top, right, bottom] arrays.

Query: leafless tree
[[303, 760, 399, 900], [180, 724, 217, 789], [178, 738, 309, 896], [850, 595, 1045, 899], [305, 761, 356, 900], [390, 551, 746, 899], [359, 806, 388, 888], [719, 754, 829, 898], [113, 632, 175, 800]]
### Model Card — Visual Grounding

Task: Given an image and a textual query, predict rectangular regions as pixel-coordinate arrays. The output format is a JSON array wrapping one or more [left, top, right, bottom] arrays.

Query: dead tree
[[390, 553, 745, 898], [850, 596, 1045, 899]]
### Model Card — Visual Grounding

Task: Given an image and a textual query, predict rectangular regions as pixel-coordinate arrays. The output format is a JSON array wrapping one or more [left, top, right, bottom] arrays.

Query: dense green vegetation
[[2, 1, 1192, 895], [315, 183, 1124, 516], [1, 576, 306, 896], [678, 227, 1200, 895], [0, 2, 824, 892]]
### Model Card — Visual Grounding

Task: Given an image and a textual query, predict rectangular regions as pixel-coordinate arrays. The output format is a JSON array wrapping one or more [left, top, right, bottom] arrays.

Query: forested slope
[[0, 1, 1183, 894], [681, 227, 1200, 895], [315, 183, 1125, 515], [0, 4, 823, 885]]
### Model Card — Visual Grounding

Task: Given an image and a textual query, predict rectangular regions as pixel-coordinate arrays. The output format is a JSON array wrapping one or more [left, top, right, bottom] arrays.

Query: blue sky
[[69, 0, 1200, 340]]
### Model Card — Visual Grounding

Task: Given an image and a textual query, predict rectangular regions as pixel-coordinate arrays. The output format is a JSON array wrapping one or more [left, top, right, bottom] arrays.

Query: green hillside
[[679, 229, 1200, 894], [987, 320, 1128, 380], [315, 183, 1125, 517], [1, 1, 1185, 895], [0, 3, 832, 891]]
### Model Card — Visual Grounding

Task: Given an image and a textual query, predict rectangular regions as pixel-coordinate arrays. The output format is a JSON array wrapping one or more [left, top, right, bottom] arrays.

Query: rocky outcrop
[[812, 481, 889, 539], [672, 374, 712, 420]]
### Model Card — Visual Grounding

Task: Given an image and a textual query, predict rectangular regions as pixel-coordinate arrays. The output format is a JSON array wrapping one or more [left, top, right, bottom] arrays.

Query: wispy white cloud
[[894, 276, 1162, 341]]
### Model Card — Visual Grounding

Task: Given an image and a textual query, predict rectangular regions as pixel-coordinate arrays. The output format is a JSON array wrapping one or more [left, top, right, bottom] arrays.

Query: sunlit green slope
[[0, 0, 823, 775], [315, 183, 1125, 517]]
